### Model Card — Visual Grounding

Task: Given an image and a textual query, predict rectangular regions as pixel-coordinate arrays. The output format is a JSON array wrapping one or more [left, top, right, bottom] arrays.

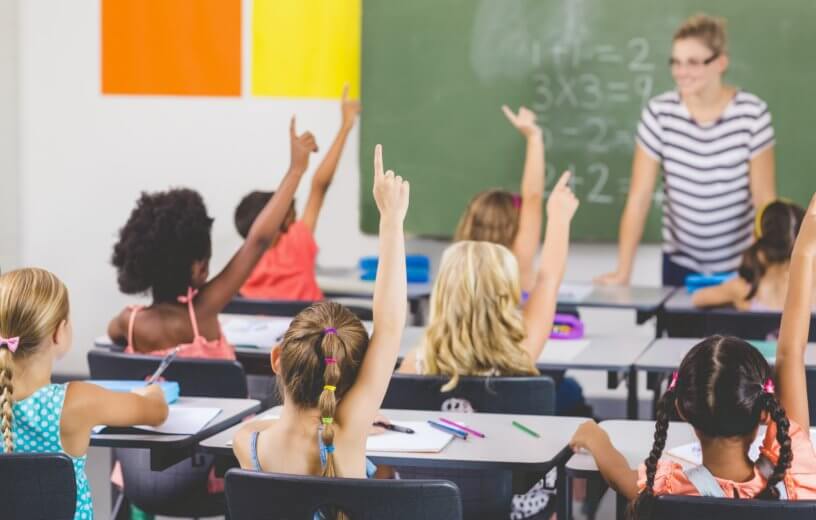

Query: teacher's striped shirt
[[636, 90, 775, 274]]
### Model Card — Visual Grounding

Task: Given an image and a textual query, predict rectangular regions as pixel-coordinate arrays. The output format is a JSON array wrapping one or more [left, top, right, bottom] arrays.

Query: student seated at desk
[[454, 105, 545, 294], [232, 146, 407, 484], [693, 200, 804, 311], [107, 118, 319, 359], [235, 87, 360, 301], [0, 268, 168, 520], [571, 193, 816, 516]]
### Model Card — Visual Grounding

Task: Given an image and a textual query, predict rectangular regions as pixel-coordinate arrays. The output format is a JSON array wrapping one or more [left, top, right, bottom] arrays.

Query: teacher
[[596, 14, 776, 286]]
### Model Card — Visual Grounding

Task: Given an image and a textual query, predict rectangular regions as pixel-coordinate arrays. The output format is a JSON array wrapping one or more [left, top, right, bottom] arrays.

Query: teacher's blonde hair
[[420, 241, 537, 391], [674, 13, 727, 55]]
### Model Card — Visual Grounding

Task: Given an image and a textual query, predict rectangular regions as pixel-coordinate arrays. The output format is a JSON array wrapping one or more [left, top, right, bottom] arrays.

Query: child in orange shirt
[[235, 86, 361, 301], [571, 193, 816, 515]]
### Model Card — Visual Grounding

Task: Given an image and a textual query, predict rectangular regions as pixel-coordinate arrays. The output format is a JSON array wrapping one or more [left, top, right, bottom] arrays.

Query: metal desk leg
[[626, 367, 639, 420], [557, 466, 572, 519]]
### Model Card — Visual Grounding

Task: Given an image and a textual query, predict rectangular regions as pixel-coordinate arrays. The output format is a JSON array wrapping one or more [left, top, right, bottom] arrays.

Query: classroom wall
[[0, 0, 19, 270], [17, 0, 661, 374]]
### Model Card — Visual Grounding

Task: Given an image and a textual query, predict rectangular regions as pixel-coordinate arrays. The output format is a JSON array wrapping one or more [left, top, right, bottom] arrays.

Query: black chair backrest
[[87, 349, 248, 398], [225, 469, 462, 520], [0, 453, 76, 520], [381, 374, 556, 415], [652, 495, 816, 519], [224, 296, 374, 321]]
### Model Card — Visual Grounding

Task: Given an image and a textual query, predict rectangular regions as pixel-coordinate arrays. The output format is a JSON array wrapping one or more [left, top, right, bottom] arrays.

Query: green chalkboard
[[359, 0, 816, 240]]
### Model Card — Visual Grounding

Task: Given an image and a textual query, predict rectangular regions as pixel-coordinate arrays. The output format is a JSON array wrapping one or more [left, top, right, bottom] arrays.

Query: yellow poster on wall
[[252, 0, 361, 99]]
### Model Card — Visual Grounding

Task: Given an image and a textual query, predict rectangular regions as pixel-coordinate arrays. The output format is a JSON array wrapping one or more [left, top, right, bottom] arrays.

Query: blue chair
[[88, 349, 248, 519], [225, 468, 462, 520], [0, 453, 76, 520]]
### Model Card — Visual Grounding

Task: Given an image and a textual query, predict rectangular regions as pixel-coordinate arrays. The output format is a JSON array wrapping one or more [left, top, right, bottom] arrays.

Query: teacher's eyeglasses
[[669, 53, 720, 71]]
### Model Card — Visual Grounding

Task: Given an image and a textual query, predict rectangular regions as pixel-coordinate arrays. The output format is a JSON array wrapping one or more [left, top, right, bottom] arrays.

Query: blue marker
[[427, 420, 468, 440]]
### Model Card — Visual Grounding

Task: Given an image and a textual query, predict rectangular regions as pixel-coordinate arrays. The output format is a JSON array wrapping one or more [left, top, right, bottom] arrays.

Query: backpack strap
[[756, 455, 788, 499], [683, 465, 727, 498]]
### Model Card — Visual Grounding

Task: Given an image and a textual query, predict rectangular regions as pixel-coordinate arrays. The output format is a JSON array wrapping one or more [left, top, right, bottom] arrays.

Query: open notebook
[[221, 317, 291, 347], [93, 406, 221, 435], [226, 417, 453, 453]]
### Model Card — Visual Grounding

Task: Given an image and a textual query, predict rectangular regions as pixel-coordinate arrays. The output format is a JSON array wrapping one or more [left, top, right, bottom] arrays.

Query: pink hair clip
[[763, 378, 775, 395], [668, 371, 679, 391], [324, 357, 337, 365], [324, 327, 337, 335], [0, 336, 19, 354], [511, 194, 522, 209]]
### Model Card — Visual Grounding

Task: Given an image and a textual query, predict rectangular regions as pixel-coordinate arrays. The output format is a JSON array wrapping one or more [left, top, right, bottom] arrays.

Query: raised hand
[[546, 171, 579, 223], [502, 105, 542, 139], [372, 144, 409, 222], [289, 116, 319, 173], [341, 84, 361, 130], [792, 192, 816, 258]]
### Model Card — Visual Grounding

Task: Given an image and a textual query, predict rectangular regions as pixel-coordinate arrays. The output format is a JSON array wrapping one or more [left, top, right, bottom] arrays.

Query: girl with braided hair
[[571, 192, 816, 516], [0, 268, 168, 519], [232, 144, 409, 486]]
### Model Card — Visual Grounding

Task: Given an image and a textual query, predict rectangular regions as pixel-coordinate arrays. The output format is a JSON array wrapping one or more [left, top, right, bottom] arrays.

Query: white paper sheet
[[136, 406, 222, 435], [221, 317, 291, 347], [538, 339, 591, 363]]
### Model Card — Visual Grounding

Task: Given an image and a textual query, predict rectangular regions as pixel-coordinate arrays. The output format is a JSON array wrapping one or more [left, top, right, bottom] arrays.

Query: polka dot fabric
[[6, 384, 93, 519]]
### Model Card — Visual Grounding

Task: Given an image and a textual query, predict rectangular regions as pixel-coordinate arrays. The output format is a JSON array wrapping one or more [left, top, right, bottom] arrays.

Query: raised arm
[[196, 117, 317, 315], [775, 192, 816, 429], [595, 145, 659, 286], [502, 105, 545, 292], [302, 85, 361, 232], [338, 144, 409, 433], [522, 171, 578, 361]]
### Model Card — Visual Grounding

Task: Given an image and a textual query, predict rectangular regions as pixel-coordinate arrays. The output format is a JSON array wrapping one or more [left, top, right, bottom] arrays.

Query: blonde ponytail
[[0, 349, 13, 453], [319, 329, 341, 478]]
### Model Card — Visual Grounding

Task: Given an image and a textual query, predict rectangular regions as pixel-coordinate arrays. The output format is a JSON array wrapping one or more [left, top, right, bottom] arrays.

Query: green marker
[[512, 420, 540, 438]]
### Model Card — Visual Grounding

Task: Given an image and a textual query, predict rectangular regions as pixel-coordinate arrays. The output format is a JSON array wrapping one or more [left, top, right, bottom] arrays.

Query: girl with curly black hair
[[571, 193, 816, 517], [107, 117, 318, 358]]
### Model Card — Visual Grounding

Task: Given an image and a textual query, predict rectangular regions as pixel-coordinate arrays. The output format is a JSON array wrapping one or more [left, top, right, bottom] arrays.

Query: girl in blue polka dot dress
[[0, 268, 169, 519]]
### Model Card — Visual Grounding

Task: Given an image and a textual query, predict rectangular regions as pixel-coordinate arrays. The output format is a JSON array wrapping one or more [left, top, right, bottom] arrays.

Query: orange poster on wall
[[101, 0, 241, 96]]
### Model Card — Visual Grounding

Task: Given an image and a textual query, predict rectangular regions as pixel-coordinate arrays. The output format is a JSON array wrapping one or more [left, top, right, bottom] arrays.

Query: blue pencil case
[[359, 255, 430, 272], [360, 267, 430, 283], [685, 273, 735, 293], [88, 380, 180, 404]]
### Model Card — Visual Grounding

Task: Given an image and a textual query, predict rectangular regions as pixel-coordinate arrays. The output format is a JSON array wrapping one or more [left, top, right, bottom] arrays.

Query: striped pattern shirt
[[636, 90, 775, 274]]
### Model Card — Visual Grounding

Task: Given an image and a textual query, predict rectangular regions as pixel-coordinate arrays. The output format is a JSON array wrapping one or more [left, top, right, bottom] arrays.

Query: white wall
[[17, 0, 661, 375], [0, 0, 19, 270]]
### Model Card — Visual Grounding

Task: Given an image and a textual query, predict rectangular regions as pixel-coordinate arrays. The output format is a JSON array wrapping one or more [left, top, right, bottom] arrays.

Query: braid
[[319, 330, 341, 478], [628, 389, 675, 520], [757, 394, 792, 500], [0, 349, 14, 453]]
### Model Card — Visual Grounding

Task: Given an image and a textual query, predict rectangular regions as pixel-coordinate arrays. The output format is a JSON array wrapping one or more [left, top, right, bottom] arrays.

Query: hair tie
[[322, 417, 333, 425], [0, 336, 20, 354], [324, 357, 337, 365], [325, 444, 335, 454], [323, 385, 336, 392], [511, 193, 522, 209], [763, 378, 776, 395], [324, 327, 337, 335], [668, 371, 679, 391]]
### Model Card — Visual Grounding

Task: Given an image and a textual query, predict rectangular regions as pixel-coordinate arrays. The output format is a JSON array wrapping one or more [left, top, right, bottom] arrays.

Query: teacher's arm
[[749, 146, 776, 209], [594, 144, 660, 286]]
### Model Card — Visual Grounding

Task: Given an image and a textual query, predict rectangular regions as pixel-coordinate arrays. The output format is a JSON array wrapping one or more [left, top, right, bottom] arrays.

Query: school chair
[[652, 495, 816, 519], [381, 374, 556, 414], [0, 453, 77, 520], [381, 374, 556, 519], [224, 468, 463, 520], [87, 349, 248, 519], [224, 296, 374, 320]]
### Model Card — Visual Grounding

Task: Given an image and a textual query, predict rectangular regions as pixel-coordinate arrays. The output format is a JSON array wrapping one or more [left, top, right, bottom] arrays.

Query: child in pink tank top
[[108, 118, 319, 355], [235, 86, 360, 301]]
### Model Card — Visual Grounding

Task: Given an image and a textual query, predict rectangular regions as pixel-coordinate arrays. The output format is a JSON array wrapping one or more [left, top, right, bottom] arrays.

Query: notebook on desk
[[93, 405, 222, 435]]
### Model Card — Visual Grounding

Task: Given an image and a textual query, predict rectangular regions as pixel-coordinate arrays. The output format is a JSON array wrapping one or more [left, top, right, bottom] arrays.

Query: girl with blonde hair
[[0, 268, 168, 519], [232, 145, 409, 489], [401, 171, 578, 389]]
